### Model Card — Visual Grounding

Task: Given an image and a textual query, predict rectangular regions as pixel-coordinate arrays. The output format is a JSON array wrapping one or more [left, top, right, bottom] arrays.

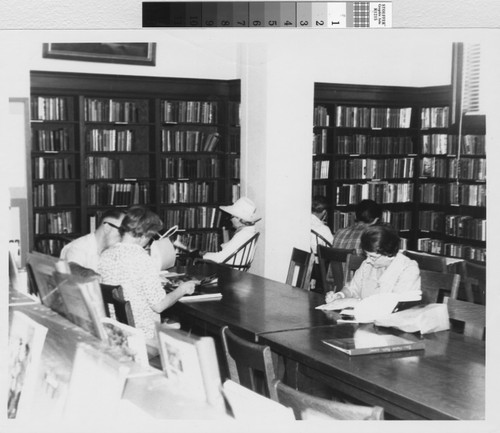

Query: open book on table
[[316, 291, 422, 323], [162, 274, 222, 302]]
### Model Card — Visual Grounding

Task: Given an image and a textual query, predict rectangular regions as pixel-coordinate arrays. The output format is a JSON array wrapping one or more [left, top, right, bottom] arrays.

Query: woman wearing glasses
[[98, 205, 195, 340], [325, 224, 421, 303]]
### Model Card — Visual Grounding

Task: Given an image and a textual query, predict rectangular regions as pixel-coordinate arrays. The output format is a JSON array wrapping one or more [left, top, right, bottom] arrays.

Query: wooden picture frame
[[42, 43, 156, 66]]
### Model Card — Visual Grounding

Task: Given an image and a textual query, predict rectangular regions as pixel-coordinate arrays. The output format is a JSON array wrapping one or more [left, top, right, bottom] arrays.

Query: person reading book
[[325, 224, 420, 303], [97, 205, 196, 341], [60, 208, 125, 273], [201, 197, 260, 264]]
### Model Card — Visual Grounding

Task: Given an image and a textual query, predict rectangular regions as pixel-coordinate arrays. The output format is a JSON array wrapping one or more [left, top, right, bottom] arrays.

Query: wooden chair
[[99, 283, 135, 327], [444, 296, 485, 340], [311, 229, 333, 252], [420, 270, 460, 304], [197, 233, 260, 272], [285, 248, 315, 290], [25, 262, 39, 297], [272, 379, 384, 420], [404, 250, 448, 273], [220, 326, 278, 401], [345, 253, 365, 285], [456, 260, 485, 304], [317, 246, 356, 294]]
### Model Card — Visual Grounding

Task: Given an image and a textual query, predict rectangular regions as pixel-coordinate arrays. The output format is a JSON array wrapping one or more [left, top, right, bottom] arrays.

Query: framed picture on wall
[[42, 43, 156, 66]]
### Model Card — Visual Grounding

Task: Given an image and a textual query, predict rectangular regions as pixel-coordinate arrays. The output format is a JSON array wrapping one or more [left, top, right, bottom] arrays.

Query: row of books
[[84, 98, 143, 123], [449, 183, 486, 207], [175, 231, 221, 252], [419, 183, 486, 207], [312, 184, 327, 197], [445, 215, 486, 241], [231, 183, 241, 203], [160, 181, 219, 204], [31, 96, 69, 121], [161, 130, 221, 152], [312, 129, 328, 154], [228, 133, 240, 154], [335, 135, 414, 155], [160, 206, 222, 229], [422, 134, 486, 156], [33, 184, 58, 207], [419, 211, 486, 241], [334, 157, 415, 180], [163, 157, 221, 179], [161, 100, 218, 124], [336, 182, 414, 205], [449, 158, 486, 181], [87, 182, 150, 206], [313, 105, 330, 127], [229, 157, 240, 178], [34, 211, 74, 234], [33, 129, 70, 151], [228, 101, 241, 127], [382, 210, 412, 231], [34, 157, 72, 180], [33, 238, 68, 257], [420, 106, 449, 129], [86, 129, 135, 152], [335, 106, 412, 129], [417, 238, 486, 262], [418, 210, 445, 232], [420, 157, 448, 177], [312, 160, 330, 179], [85, 156, 124, 179]]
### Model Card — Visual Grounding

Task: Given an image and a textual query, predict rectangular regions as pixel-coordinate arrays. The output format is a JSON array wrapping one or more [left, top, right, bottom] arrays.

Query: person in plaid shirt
[[332, 199, 382, 254]]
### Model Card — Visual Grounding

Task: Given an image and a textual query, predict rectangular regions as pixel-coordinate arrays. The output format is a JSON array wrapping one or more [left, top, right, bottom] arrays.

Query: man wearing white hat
[[202, 197, 260, 264]]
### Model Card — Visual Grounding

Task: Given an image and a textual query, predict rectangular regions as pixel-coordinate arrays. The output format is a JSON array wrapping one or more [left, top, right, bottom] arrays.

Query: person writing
[[97, 205, 195, 340], [202, 197, 260, 265], [325, 224, 420, 303]]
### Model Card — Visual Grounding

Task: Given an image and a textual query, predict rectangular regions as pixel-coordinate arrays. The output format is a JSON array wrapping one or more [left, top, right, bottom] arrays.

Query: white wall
[[2, 29, 499, 282]]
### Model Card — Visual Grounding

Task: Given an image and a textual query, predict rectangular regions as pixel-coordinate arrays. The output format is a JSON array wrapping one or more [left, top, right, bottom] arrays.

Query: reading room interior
[[4, 30, 496, 425]]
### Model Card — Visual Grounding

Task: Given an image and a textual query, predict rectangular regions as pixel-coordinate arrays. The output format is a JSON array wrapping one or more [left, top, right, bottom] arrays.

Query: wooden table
[[257, 324, 485, 420], [169, 263, 337, 341], [169, 264, 485, 420]]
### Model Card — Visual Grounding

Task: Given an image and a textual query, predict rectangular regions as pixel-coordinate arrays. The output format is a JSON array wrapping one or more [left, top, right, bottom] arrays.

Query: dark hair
[[98, 208, 125, 226], [360, 224, 400, 257], [355, 199, 382, 224], [119, 205, 163, 239], [312, 195, 329, 214]]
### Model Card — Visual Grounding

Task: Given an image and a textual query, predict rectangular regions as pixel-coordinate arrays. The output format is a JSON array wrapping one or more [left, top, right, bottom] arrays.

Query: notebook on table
[[162, 274, 222, 302]]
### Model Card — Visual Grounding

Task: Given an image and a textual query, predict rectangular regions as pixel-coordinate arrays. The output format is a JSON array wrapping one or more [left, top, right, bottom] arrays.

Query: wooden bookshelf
[[313, 83, 486, 263], [29, 71, 240, 255]]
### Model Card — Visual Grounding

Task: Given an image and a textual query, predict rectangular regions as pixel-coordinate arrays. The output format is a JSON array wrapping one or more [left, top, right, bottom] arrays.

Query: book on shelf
[[8, 310, 49, 419], [322, 327, 425, 356], [63, 342, 131, 421], [101, 317, 149, 367], [155, 324, 224, 409], [162, 273, 222, 302]]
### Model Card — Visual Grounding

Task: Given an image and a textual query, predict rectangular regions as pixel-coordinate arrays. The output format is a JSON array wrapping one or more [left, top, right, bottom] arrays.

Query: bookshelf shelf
[[313, 83, 486, 263], [29, 71, 240, 255]]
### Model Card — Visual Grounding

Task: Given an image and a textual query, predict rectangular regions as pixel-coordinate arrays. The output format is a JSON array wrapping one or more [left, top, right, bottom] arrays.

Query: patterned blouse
[[98, 243, 165, 339]]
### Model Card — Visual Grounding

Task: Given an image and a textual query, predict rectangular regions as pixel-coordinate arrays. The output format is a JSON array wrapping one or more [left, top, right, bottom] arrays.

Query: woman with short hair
[[98, 205, 195, 340], [325, 224, 420, 303]]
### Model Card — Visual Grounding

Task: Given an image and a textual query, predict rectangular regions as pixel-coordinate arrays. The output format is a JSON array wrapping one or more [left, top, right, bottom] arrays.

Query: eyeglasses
[[103, 221, 120, 230]]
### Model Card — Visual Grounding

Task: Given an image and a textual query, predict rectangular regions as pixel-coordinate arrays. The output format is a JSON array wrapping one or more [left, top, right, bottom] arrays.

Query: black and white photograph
[[2, 1, 500, 433]]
